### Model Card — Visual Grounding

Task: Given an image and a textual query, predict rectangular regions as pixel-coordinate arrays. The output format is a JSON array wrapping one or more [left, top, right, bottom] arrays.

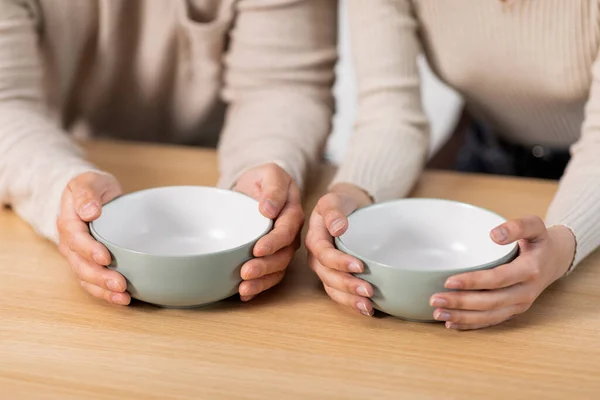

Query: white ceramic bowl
[[90, 186, 272, 307], [335, 198, 518, 321]]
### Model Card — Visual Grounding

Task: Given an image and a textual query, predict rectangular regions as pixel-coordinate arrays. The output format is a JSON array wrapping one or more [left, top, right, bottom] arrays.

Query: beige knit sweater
[[332, 0, 600, 267], [0, 0, 336, 242]]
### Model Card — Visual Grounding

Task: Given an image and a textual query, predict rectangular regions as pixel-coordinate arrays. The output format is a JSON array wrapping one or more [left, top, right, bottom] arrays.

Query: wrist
[[548, 225, 576, 279], [329, 183, 374, 209]]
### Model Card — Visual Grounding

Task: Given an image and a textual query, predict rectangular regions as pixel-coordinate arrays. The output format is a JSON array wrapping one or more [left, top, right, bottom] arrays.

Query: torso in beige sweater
[[0, 0, 336, 241], [332, 0, 600, 267]]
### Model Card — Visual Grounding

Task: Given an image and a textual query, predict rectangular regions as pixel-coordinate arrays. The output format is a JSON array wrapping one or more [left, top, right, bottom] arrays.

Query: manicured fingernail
[[111, 293, 129, 305], [446, 322, 458, 330], [331, 219, 345, 235], [357, 285, 370, 297], [430, 297, 447, 307], [107, 280, 123, 292], [358, 302, 372, 317], [434, 310, 451, 321], [445, 279, 462, 289], [348, 261, 363, 273], [93, 252, 107, 265], [263, 200, 278, 217], [80, 202, 99, 218], [491, 227, 508, 243]]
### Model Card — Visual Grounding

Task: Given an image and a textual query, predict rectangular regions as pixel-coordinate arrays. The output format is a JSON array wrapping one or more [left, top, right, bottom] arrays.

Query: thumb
[[259, 166, 291, 219], [490, 216, 547, 245], [67, 172, 119, 222], [315, 193, 353, 237]]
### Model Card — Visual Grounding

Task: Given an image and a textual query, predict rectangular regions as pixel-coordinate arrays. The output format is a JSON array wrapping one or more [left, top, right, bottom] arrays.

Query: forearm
[[331, 125, 428, 201], [217, 0, 337, 191], [546, 49, 600, 271], [332, 0, 429, 201], [0, 104, 99, 242], [218, 91, 333, 191], [545, 159, 600, 270]]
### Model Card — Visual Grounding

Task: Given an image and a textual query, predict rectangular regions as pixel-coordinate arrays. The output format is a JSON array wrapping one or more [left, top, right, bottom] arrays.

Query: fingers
[[314, 193, 355, 237], [308, 251, 373, 316], [310, 239, 363, 273], [58, 172, 122, 265], [309, 254, 372, 298], [239, 271, 285, 300], [490, 215, 547, 245], [58, 172, 127, 305], [444, 255, 540, 290], [433, 304, 527, 330], [59, 218, 111, 265], [67, 250, 130, 305], [323, 285, 374, 317], [430, 283, 533, 312], [65, 250, 127, 292], [241, 246, 294, 280], [80, 281, 131, 305], [254, 185, 304, 257], [258, 165, 292, 219]]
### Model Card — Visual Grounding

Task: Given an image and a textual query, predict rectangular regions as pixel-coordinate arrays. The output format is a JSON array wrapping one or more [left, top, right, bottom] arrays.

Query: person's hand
[[306, 183, 374, 316], [57, 172, 129, 305], [430, 216, 576, 330], [233, 163, 304, 301]]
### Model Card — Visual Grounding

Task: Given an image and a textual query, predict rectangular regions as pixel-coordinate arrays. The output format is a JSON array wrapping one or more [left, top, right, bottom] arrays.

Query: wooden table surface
[[2, 140, 600, 399]]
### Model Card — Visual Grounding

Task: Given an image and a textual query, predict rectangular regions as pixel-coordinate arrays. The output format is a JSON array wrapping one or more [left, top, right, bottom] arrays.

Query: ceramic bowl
[[335, 198, 518, 321], [90, 186, 272, 308]]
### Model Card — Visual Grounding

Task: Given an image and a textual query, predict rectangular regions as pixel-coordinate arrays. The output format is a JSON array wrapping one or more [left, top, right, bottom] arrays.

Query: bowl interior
[[339, 199, 515, 271], [91, 186, 271, 256]]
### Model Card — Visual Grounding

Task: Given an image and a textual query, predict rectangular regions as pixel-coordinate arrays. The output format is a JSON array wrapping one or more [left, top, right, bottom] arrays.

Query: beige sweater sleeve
[[217, 0, 338, 191], [546, 50, 600, 269], [0, 0, 99, 242], [330, 0, 430, 200]]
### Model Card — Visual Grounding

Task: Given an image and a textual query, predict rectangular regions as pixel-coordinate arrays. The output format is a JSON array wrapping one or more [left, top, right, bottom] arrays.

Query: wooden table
[[2, 140, 599, 399]]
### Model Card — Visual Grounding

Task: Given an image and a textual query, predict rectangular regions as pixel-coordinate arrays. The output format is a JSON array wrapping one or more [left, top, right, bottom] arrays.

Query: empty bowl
[[335, 198, 518, 321], [90, 186, 272, 308]]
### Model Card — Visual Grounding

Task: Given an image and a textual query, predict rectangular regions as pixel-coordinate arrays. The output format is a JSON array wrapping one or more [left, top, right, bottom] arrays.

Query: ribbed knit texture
[[334, 0, 600, 267], [0, 0, 336, 243]]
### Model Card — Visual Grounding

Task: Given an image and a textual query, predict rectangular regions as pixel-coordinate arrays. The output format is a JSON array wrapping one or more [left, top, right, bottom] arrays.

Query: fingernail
[[331, 219, 345, 235], [445, 279, 462, 289], [358, 302, 372, 317], [93, 252, 107, 265], [430, 297, 447, 307], [356, 285, 370, 297], [434, 310, 451, 321], [241, 295, 256, 302], [491, 227, 508, 243], [107, 280, 123, 292], [111, 293, 129, 305], [348, 261, 363, 273], [80, 202, 99, 218], [446, 322, 458, 330], [263, 200, 278, 217]]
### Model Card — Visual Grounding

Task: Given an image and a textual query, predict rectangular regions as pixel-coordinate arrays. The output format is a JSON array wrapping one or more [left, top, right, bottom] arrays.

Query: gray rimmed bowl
[[335, 198, 518, 321], [90, 186, 272, 308]]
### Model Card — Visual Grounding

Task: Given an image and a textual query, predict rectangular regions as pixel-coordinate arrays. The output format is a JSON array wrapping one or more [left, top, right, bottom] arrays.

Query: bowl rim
[[89, 185, 273, 258], [334, 197, 519, 273]]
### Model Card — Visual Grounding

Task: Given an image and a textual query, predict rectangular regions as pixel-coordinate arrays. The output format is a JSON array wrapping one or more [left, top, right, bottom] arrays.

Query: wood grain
[[1, 139, 599, 399]]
